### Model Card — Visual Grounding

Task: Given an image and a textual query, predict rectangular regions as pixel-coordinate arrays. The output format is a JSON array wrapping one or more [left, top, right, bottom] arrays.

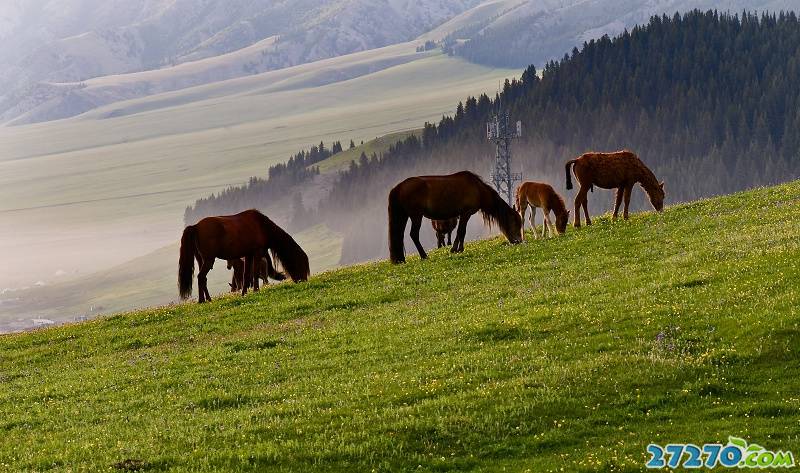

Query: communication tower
[[487, 111, 523, 204]]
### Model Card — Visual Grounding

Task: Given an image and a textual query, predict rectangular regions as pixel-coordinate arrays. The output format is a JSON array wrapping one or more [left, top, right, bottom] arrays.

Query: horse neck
[[256, 213, 289, 250], [479, 186, 505, 218], [481, 188, 516, 232], [548, 192, 568, 217], [635, 164, 660, 196]]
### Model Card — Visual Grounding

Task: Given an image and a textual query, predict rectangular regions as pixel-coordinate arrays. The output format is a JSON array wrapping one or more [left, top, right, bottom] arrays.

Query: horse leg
[[582, 191, 592, 226], [613, 188, 624, 220], [259, 257, 269, 287], [543, 210, 553, 238], [436, 232, 444, 248], [623, 185, 633, 219], [409, 215, 427, 260], [447, 231, 452, 246], [574, 187, 588, 228], [232, 260, 243, 292], [530, 207, 538, 239], [198, 258, 214, 303], [241, 255, 252, 296], [251, 254, 260, 292], [452, 215, 470, 253]]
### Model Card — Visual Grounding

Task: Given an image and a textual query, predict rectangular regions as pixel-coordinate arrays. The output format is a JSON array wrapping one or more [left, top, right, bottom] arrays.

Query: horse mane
[[252, 210, 310, 282], [637, 161, 661, 192], [462, 172, 518, 234], [548, 189, 568, 216]]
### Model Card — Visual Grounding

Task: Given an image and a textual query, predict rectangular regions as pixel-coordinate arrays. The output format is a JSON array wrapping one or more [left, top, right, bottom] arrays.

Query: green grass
[[1, 182, 799, 472]]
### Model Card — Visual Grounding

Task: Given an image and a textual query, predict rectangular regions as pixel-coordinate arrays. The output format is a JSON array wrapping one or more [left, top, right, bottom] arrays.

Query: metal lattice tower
[[487, 111, 522, 204]]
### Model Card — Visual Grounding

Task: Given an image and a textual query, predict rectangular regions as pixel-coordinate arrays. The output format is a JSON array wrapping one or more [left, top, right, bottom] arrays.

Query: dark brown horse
[[432, 218, 458, 248], [227, 254, 286, 292], [388, 171, 522, 263], [565, 150, 665, 227], [179, 209, 309, 303]]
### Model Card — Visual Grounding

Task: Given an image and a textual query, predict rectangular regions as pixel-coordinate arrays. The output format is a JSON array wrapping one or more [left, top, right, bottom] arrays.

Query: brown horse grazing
[[565, 150, 665, 227], [514, 182, 570, 238], [227, 254, 286, 292], [432, 218, 458, 248], [388, 171, 522, 263], [178, 209, 309, 303]]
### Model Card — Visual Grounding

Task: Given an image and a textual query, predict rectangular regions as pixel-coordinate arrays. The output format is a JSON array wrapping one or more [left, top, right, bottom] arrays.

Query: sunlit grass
[[0, 182, 798, 471]]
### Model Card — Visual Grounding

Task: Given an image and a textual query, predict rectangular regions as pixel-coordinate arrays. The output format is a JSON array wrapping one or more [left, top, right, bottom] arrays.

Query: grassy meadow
[[0, 181, 798, 471]]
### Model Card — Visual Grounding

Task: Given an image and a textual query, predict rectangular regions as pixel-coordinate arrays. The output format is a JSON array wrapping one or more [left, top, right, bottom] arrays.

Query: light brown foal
[[514, 181, 570, 238]]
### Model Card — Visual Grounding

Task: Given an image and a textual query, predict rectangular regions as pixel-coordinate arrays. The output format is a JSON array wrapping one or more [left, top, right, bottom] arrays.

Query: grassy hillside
[[0, 182, 798, 471]]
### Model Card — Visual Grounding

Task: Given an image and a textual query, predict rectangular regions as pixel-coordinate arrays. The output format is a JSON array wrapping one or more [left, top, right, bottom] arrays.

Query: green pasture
[[0, 181, 798, 471]]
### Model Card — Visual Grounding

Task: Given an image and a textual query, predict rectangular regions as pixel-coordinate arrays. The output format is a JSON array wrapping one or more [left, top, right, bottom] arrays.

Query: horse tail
[[388, 187, 407, 264], [178, 225, 196, 299], [565, 159, 577, 190]]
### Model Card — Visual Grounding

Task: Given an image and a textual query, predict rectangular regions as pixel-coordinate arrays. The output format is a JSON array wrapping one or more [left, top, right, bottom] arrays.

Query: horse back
[[519, 181, 558, 208], [194, 210, 268, 259], [575, 150, 643, 188], [393, 173, 483, 219]]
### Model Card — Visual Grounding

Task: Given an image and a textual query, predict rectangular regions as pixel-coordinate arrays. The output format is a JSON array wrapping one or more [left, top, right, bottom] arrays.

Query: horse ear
[[659, 181, 665, 189]]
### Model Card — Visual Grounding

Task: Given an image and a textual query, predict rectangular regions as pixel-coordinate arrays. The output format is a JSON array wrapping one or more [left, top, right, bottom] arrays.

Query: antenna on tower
[[487, 98, 522, 205]]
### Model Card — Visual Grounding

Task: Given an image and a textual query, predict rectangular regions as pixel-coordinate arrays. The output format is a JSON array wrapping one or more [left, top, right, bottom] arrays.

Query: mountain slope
[[445, 0, 800, 67], [0, 0, 485, 124], [0, 181, 798, 470]]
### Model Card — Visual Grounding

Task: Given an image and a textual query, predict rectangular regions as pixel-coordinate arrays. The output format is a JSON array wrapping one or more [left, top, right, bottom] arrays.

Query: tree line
[[183, 141, 344, 225]]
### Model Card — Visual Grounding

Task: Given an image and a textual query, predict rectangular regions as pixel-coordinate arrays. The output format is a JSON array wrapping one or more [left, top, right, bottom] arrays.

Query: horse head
[[556, 210, 570, 234], [649, 181, 665, 212], [501, 205, 523, 244]]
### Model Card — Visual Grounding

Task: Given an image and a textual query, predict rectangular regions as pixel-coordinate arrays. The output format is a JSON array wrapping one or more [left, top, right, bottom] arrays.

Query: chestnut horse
[[514, 181, 570, 238], [432, 218, 458, 248], [565, 150, 665, 227], [388, 171, 522, 263], [227, 254, 286, 292], [179, 209, 309, 303]]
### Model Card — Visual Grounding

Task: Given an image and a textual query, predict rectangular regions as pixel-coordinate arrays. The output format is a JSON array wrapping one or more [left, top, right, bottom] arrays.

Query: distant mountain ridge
[[444, 0, 800, 67], [0, 0, 484, 124], [3, 0, 800, 125]]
